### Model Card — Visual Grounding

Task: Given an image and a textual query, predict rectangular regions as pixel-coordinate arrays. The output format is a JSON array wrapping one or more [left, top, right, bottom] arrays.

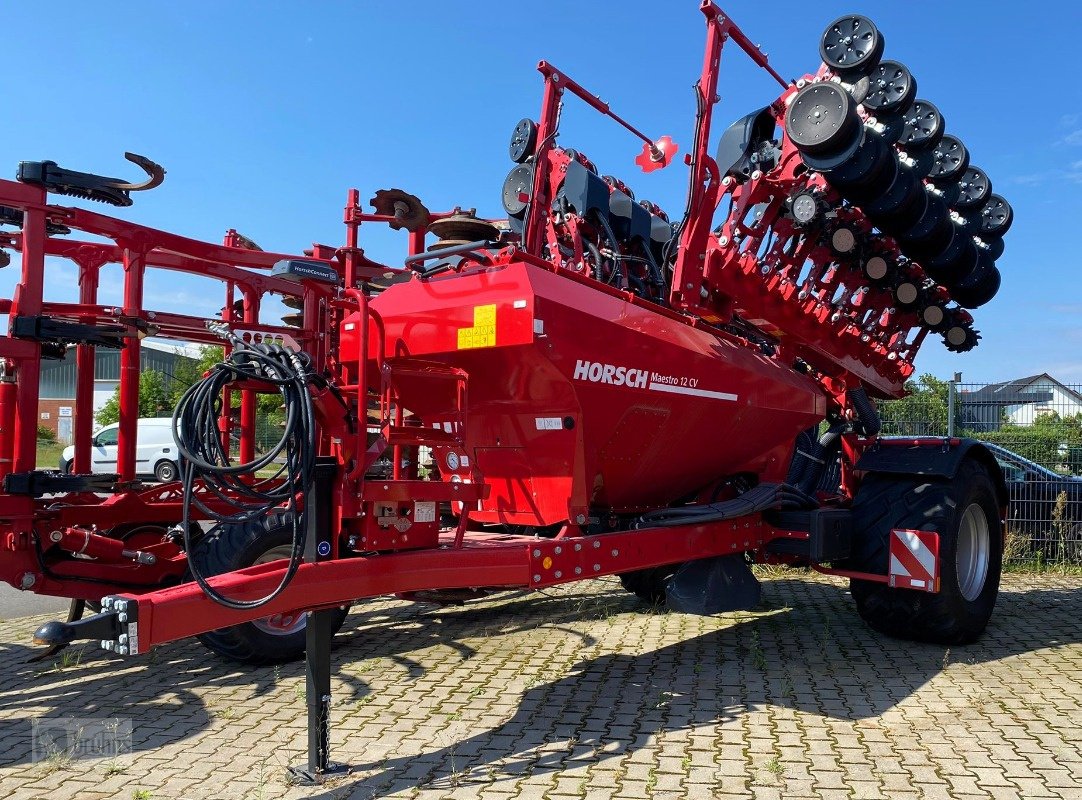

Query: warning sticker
[[888, 529, 940, 593], [414, 501, 437, 523], [457, 304, 497, 350]]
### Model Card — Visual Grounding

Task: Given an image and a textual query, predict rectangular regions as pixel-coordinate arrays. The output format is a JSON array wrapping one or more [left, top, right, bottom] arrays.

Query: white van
[[59, 418, 180, 482]]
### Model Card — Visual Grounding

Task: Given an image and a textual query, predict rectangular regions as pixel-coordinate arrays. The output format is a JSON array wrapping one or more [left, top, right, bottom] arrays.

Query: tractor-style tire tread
[[848, 458, 1002, 645], [190, 512, 348, 665]]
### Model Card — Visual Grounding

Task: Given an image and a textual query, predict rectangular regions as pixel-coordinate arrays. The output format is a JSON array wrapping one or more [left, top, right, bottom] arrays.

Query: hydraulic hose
[[172, 326, 319, 610], [635, 482, 816, 529], [848, 386, 882, 436]]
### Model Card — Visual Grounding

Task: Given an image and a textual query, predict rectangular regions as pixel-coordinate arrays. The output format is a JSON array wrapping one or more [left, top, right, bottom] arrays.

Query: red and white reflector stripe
[[888, 529, 940, 593]]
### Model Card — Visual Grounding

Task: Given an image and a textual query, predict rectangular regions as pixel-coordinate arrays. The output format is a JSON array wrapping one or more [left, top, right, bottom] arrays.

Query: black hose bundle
[[635, 482, 816, 529], [172, 324, 318, 610], [786, 420, 847, 496]]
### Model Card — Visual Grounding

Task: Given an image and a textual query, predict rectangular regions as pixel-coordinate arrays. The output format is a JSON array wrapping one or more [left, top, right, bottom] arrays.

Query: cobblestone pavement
[[0, 572, 1079, 800]]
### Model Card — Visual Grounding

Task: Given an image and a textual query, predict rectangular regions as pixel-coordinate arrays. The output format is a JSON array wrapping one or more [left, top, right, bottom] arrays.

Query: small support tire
[[189, 512, 349, 664]]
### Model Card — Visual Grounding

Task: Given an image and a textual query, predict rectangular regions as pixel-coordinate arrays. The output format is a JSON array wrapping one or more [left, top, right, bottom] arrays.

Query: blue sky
[[0, 1, 1077, 384]]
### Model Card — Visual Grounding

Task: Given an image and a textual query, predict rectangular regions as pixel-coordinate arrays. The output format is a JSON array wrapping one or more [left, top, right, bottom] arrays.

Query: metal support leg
[[289, 458, 348, 784]]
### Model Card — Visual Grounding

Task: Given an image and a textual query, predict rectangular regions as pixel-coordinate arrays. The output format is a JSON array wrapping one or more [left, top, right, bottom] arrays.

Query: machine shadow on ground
[[0, 588, 603, 767], [309, 577, 1082, 799], [0, 575, 1078, 789]]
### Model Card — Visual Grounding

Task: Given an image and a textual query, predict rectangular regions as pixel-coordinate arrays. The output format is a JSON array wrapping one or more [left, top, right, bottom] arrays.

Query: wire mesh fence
[[878, 376, 1082, 567]]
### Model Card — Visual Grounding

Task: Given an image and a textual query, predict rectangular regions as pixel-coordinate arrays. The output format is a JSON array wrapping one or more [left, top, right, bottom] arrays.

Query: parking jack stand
[[288, 459, 348, 785]]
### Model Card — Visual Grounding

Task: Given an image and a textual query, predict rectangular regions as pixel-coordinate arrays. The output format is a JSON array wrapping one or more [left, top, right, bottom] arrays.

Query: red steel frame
[[0, 2, 917, 654]]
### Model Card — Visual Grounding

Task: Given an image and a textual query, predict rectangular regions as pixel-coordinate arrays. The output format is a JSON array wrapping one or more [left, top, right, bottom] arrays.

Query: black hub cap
[[501, 164, 534, 217], [944, 324, 978, 352], [785, 82, 860, 156], [955, 166, 992, 211], [921, 303, 948, 330], [820, 15, 884, 75], [979, 194, 1012, 236], [863, 60, 917, 114], [928, 135, 970, 182], [899, 99, 944, 151], [509, 118, 538, 164]]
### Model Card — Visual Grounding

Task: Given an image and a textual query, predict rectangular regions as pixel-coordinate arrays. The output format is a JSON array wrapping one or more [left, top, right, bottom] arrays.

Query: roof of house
[[960, 374, 1082, 407]]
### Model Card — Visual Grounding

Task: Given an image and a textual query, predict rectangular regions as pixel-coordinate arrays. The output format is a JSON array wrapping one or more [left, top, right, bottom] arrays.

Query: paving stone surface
[[0, 572, 1079, 799]]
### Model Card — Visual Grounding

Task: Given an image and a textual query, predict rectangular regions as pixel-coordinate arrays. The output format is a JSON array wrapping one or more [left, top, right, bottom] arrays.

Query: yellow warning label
[[457, 304, 497, 350]]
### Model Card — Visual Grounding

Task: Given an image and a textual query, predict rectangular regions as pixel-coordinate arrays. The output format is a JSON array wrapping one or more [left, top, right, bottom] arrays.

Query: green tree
[[167, 345, 225, 407], [95, 369, 172, 427], [878, 373, 950, 436]]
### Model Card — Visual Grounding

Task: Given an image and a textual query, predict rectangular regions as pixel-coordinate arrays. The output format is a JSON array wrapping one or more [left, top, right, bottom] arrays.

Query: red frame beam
[[115, 514, 797, 652]]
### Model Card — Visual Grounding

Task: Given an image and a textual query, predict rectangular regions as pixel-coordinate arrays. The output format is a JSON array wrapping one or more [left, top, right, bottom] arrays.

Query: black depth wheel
[[980, 194, 1013, 237], [955, 166, 992, 211], [508, 118, 538, 164], [501, 163, 534, 218], [785, 82, 861, 156], [820, 15, 884, 75], [848, 458, 1002, 645], [899, 100, 944, 151], [983, 236, 1005, 261], [190, 512, 350, 664], [899, 192, 953, 258], [928, 135, 970, 183], [926, 225, 978, 286], [868, 167, 927, 234], [950, 251, 1001, 309], [826, 129, 898, 204], [863, 60, 917, 114]]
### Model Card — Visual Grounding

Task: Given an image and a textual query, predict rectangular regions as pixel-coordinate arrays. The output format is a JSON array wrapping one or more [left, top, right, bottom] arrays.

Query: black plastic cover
[[562, 160, 610, 219], [608, 190, 652, 245], [717, 107, 777, 181], [665, 555, 762, 614], [764, 509, 853, 562], [270, 259, 339, 284]]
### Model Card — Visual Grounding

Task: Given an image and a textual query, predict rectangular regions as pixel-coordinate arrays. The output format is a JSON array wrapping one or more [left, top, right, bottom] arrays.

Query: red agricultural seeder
[[2, 4, 1012, 779]]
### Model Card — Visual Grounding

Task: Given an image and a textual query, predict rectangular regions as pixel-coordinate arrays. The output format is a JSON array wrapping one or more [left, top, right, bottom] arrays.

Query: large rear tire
[[849, 458, 1002, 644], [189, 512, 349, 664]]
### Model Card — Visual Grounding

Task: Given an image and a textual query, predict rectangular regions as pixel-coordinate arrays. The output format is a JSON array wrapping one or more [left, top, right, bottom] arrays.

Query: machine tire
[[849, 458, 1002, 645], [619, 565, 678, 606], [154, 460, 179, 482], [189, 512, 349, 664]]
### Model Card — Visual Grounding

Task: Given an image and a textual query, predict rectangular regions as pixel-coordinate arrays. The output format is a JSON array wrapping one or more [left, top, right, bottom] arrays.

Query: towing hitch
[[33, 603, 129, 651]]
